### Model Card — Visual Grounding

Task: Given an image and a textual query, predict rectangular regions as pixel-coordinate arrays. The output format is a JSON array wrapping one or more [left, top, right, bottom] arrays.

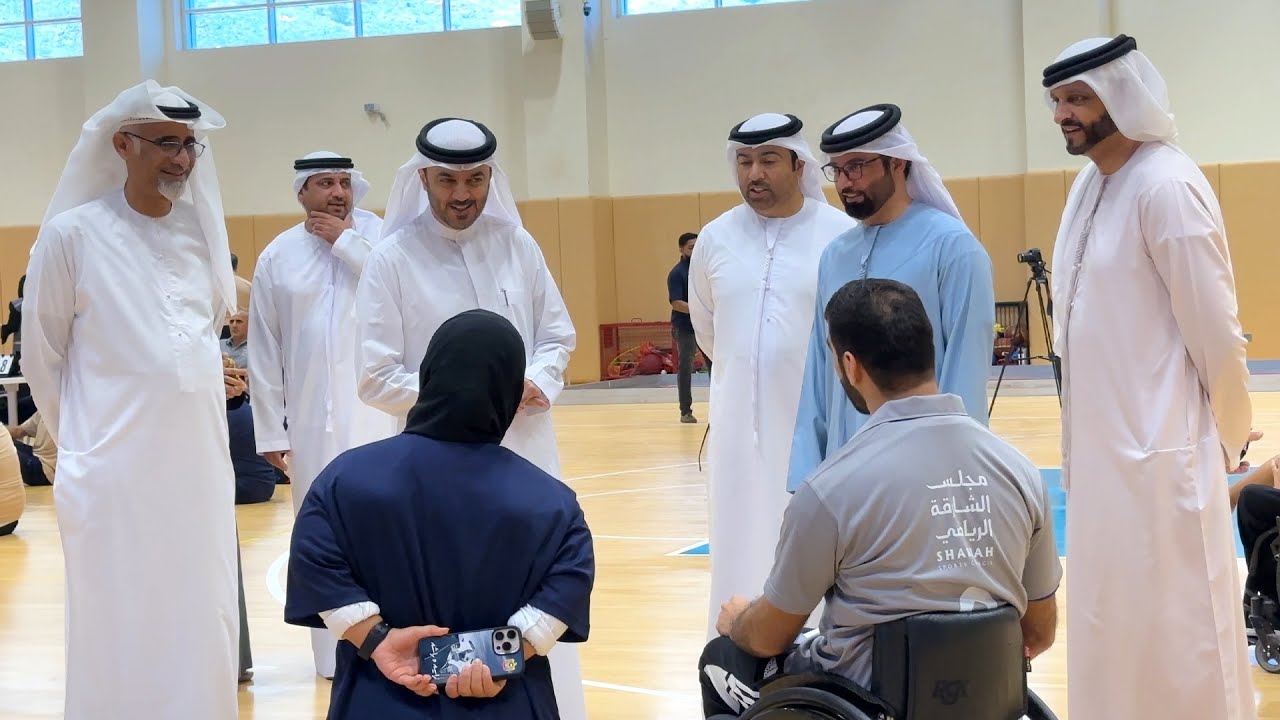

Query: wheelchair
[[1245, 515, 1280, 673], [712, 605, 1058, 720]]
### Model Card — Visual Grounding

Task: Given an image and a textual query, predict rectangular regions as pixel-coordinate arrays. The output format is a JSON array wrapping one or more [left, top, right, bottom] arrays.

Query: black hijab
[[403, 309, 526, 444]]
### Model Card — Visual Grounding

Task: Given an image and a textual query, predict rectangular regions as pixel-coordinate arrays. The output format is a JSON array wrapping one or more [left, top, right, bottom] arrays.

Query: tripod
[[989, 262, 1061, 418]]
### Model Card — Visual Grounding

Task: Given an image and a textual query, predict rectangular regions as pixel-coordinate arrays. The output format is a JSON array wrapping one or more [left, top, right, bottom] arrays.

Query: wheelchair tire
[[1256, 635, 1280, 674], [1027, 689, 1060, 720], [740, 687, 879, 720]]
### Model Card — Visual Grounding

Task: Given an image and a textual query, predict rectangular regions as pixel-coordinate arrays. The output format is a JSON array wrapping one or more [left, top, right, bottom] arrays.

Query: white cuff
[[320, 601, 381, 640], [507, 604, 568, 656]]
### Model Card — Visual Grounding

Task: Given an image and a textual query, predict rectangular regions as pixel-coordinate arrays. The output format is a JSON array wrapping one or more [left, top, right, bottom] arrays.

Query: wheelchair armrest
[[759, 671, 897, 718]]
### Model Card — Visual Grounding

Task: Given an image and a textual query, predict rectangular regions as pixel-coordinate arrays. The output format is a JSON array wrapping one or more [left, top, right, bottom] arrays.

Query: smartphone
[[418, 626, 526, 685]]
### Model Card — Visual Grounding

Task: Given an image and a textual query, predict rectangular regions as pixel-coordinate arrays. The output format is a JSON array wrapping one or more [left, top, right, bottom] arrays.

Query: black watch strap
[[357, 621, 392, 660]]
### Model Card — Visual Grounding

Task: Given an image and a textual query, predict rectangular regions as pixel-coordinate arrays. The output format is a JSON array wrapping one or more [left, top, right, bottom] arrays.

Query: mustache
[[1061, 121, 1084, 131]]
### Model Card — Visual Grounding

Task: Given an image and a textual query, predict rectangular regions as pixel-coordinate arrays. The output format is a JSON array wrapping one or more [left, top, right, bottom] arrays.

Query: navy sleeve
[[284, 469, 371, 629], [667, 265, 685, 304], [525, 502, 595, 644]]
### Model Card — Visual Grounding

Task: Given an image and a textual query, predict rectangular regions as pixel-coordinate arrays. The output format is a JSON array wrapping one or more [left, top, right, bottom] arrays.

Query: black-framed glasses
[[123, 132, 206, 159], [822, 158, 880, 183]]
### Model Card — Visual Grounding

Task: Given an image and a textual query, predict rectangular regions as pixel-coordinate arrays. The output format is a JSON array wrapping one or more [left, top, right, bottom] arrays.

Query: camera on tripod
[[989, 247, 1061, 417]]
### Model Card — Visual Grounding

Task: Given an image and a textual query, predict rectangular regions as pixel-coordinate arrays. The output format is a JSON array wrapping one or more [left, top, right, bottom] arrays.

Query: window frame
[[617, 0, 803, 16], [179, 0, 510, 51], [0, 0, 83, 62]]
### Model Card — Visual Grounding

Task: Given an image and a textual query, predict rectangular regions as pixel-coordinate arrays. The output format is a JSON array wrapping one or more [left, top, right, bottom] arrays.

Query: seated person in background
[[228, 399, 278, 505], [0, 424, 24, 536], [699, 278, 1062, 718], [284, 309, 594, 719], [221, 310, 249, 371], [8, 410, 56, 486], [1229, 450, 1280, 622]]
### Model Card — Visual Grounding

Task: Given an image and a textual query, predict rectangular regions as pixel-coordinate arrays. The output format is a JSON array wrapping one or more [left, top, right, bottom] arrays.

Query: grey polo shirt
[[765, 393, 1062, 686]]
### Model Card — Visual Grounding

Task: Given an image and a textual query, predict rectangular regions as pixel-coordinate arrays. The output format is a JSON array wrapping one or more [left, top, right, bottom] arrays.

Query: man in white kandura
[[1043, 34, 1257, 720], [688, 113, 856, 641], [23, 80, 244, 720], [354, 117, 585, 720], [249, 151, 398, 679]]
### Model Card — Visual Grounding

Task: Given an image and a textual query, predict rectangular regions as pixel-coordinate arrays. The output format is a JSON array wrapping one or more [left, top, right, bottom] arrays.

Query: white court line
[[583, 680, 694, 699], [666, 539, 709, 557], [594, 534, 702, 542], [565, 462, 698, 483], [267, 550, 289, 606], [578, 483, 704, 500]]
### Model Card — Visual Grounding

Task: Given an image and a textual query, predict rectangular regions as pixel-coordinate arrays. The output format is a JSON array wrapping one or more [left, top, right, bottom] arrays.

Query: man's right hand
[[262, 450, 290, 472]]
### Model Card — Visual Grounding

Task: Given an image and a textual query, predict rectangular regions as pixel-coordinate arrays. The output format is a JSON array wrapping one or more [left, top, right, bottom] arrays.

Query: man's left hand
[[518, 379, 550, 413], [716, 595, 751, 637], [307, 211, 354, 245]]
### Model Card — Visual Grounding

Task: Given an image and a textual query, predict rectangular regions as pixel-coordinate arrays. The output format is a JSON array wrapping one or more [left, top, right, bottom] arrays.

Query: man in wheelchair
[[699, 279, 1063, 718]]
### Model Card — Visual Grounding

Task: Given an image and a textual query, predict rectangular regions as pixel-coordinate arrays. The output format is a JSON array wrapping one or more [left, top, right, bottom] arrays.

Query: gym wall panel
[[697, 192, 741, 229], [1021, 171, 1067, 364], [977, 175, 1028, 303], [1220, 161, 1280, 359], [611, 194, 702, 323], [1200, 164, 1221, 199], [592, 198, 618, 328], [519, 200, 563, 288], [0, 227, 36, 353], [557, 197, 602, 385], [944, 179, 982, 238], [225, 217, 257, 283]]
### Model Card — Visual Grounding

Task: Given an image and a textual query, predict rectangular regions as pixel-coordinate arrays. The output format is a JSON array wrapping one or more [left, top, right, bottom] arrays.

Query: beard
[[838, 368, 869, 415], [841, 173, 894, 220], [157, 178, 188, 202], [1062, 113, 1119, 155]]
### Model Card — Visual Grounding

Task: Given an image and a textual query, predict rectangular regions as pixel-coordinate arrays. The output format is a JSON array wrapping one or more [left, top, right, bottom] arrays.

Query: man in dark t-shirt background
[[669, 232, 710, 423]]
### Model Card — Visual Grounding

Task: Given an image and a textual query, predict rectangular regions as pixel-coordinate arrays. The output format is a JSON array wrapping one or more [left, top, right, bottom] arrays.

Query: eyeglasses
[[822, 158, 880, 183], [123, 132, 206, 159]]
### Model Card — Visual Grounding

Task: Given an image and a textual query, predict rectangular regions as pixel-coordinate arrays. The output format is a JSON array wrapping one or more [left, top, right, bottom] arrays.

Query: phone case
[[418, 626, 525, 684]]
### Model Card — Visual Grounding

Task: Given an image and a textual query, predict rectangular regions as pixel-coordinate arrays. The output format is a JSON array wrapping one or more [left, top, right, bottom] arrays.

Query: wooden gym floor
[[4, 394, 1280, 718]]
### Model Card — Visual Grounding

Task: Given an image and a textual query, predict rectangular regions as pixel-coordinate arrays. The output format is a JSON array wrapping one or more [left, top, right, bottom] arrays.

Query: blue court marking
[[675, 468, 1253, 558]]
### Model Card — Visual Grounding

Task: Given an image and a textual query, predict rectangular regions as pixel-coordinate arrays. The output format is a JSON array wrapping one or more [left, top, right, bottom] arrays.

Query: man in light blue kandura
[[787, 103, 995, 491]]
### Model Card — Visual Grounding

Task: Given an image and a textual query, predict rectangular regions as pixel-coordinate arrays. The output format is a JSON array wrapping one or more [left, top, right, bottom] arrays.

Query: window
[[0, 0, 83, 63], [183, 0, 522, 50], [619, 0, 804, 16]]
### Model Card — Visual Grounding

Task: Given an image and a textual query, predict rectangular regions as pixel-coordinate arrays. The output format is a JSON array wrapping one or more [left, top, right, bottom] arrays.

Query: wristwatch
[[357, 621, 392, 660]]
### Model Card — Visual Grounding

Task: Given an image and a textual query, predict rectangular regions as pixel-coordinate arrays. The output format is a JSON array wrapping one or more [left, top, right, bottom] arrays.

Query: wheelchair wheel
[[740, 687, 879, 719], [1256, 634, 1280, 674]]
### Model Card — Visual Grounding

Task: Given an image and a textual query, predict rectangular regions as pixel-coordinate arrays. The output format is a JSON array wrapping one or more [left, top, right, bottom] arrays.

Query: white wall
[[601, 0, 1028, 196], [165, 27, 528, 215], [1, 58, 86, 226], [4, 0, 1280, 223]]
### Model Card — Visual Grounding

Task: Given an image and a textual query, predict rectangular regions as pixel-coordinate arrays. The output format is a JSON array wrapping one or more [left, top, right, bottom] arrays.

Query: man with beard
[[249, 151, 398, 678], [22, 80, 244, 720], [698, 278, 1060, 719], [786, 104, 994, 491], [687, 112, 855, 641], [1043, 36, 1256, 720], [354, 117, 586, 720]]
